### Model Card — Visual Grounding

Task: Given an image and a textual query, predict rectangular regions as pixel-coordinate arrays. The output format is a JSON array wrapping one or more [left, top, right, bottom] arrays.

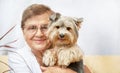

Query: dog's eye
[[67, 27, 71, 31], [56, 26, 60, 29]]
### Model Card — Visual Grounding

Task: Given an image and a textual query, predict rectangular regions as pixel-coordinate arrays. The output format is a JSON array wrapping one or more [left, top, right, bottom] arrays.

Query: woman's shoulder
[[8, 45, 32, 60]]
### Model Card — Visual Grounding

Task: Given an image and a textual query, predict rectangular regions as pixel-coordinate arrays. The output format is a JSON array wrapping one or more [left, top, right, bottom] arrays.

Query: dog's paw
[[43, 50, 56, 66], [57, 49, 71, 67], [58, 57, 71, 67]]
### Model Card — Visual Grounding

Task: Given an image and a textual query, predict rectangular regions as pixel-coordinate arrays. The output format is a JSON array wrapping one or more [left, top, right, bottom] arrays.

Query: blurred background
[[0, 0, 120, 55]]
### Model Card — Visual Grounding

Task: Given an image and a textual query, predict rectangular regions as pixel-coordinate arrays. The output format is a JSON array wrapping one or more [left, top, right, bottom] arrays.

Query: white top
[[8, 44, 42, 73]]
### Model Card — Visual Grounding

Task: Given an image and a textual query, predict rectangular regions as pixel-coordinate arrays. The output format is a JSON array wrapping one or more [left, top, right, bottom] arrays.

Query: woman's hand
[[41, 65, 91, 73], [41, 66, 77, 73]]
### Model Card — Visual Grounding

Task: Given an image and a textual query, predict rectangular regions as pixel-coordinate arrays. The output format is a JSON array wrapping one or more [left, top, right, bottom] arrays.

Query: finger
[[41, 66, 47, 72]]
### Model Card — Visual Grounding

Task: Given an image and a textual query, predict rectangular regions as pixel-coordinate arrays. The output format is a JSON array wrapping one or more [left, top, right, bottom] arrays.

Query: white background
[[0, 0, 120, 55]]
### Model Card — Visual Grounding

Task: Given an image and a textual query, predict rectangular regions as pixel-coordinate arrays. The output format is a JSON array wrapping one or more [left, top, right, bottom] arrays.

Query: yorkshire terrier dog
[[43, 13, 84, 73]]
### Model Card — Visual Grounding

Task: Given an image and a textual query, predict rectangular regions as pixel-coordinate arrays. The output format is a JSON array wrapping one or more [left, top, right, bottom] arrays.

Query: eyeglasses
[[23, 25, 48, 33]]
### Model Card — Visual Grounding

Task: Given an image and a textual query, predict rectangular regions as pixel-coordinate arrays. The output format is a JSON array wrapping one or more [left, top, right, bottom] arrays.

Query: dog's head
[[47, 13, 83, 47]]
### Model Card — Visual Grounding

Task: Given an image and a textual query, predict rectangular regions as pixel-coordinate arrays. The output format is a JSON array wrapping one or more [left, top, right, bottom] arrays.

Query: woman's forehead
[[25, 15, 50, 25]]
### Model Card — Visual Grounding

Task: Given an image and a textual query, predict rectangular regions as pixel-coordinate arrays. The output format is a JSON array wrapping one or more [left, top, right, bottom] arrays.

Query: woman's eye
[[42, 26, 48, 29], [41, 26, 48, 31]]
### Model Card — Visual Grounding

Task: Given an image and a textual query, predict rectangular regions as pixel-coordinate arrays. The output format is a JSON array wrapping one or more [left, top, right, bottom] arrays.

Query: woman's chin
[[34, 45, 46, 50]]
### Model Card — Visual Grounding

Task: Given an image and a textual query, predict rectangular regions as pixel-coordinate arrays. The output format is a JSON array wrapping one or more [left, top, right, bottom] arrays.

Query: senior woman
[[8, 4, 91, 73]]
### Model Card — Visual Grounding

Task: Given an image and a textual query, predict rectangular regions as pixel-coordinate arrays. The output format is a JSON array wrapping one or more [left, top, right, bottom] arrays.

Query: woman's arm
[[84, 65, 91, 73], [41, 66, 77, 73], [41, 65, 91, 73], [8, 51, 32, 73]]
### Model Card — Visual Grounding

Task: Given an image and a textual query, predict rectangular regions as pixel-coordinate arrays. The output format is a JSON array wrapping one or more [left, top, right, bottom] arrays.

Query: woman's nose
[[35, 29, 44, 37]]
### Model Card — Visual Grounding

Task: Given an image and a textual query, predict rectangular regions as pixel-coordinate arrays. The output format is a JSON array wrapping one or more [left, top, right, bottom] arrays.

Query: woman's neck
[[31, 49, 45, 66]]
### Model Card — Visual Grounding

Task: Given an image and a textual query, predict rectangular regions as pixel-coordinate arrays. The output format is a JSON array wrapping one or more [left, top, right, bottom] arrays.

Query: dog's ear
[[74, 18, 83, 29], [49, 13, 61, 22]]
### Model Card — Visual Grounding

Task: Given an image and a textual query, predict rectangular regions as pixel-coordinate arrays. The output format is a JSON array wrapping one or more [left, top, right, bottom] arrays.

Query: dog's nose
[[59, 34, 64, 38]]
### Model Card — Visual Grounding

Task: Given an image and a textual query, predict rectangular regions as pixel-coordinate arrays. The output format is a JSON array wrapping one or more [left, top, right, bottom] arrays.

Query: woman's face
[[23, 13, 51, 51]]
